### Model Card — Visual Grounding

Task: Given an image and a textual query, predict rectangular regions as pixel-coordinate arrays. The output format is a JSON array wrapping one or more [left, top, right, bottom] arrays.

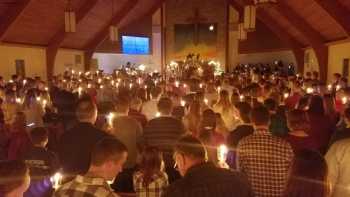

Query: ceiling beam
[[314, 0, 350, 36], [0, 0, 33, 41], [272, 1, 328, 82], [231, 0, 305, 73], [84, 0, 138, 54], [46, 0, 99, 79]]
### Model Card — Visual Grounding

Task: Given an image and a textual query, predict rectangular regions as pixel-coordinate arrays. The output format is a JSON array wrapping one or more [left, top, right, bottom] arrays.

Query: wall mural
[[174, 23, 218, 60]]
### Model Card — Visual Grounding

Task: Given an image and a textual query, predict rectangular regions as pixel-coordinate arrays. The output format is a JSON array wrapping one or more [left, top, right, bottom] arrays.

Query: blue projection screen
[[122, 36, 150, 55]]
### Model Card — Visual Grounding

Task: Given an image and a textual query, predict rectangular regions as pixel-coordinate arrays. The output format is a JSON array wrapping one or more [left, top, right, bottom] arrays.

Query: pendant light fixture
[[65, 0, 76, 33], [238, 23, 247, 41], [244, 5, 256, 32], [109, 0, 119, 42]]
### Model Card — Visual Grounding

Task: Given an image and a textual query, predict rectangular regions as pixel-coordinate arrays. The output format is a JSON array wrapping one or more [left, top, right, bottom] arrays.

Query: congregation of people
[[0, 64, 350, 197]]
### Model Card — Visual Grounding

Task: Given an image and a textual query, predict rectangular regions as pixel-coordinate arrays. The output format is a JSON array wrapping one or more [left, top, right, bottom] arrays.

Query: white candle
[[156, 112, 161, 117], [107, 112, 115, 126], [175, 81, 179, 88], [181, 100, 186, 107], [342, 97, 348, 104], [284, 93, 289, 99], [327, 84, 332, 91], [217, 144, 228, 162], [204, 98, 209, 105], [239, 95, 244, 101], [306, 87, 314, 94], [51, 172, 62, 189]]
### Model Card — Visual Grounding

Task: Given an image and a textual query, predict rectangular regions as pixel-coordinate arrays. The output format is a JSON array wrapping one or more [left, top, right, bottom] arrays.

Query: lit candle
[[98, 78, 102, 84], [144, 85, 147, 89], [342, 97, 348, 104], [23, 79, 27, 85], [100, 85, 104, 89], [239, 95, 244, 101], [217, 86, 221, 93], [181, 100, 186, 107], [129, 83, 133, 89], [175, 81, 179, 88], [87, 84, 91, 89], [111, 80, 115, 86], [217, 144, 228, 163], [138, 78, 142, 85], [78, 71, 82, 75], [199, 83, 203, 88], [107, 112, 115, 126], [51, 172, 62, 189], [156, 112, 161, 117], [16, 98, 22, 104], [71, 70, 75, 75], [284, 93, 289, 99], [183, 84, 187, 88], [36, 96, 41, 102], [336, 85, 341, 91], [45, 87, 49, 91], [306, 87, 314, 94], [42, 99, 47, 108], [78, 87, 82, 96], [327, 84, 332, 91], [204, 98, 209, 105]]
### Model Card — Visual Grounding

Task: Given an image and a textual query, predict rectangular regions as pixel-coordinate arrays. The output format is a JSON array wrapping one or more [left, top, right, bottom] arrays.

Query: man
[[142, 87, 161, 120], [54, 138, 128, 197], [128, 97, 147, 128], [326, 138, 350, 197], [329, 107, 350, 146], [237, 106, 294, 197], [162, 135, 252, 197], [143, 97, 185, 182], [58, 98, 109, 177]]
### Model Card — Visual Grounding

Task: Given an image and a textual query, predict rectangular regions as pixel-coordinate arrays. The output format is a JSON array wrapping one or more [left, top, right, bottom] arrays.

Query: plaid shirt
[[133, 171, 168, 197], [237, 128, 294, 197], [53, 175, 119, 197]]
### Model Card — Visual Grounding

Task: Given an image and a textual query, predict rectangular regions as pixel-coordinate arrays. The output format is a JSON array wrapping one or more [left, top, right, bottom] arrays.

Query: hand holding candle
[[51, 172, 62, 189]]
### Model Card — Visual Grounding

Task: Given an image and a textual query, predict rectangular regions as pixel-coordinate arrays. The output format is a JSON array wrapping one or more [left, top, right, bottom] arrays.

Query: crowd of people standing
[[0, 65, 349, 197]]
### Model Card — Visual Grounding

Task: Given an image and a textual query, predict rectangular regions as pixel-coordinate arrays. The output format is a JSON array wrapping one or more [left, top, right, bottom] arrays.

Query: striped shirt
[[237, 128, 294, 197], [53, 175, 119, 197]]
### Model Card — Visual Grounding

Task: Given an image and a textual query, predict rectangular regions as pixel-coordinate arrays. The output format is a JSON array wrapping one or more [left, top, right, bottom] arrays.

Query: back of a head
[[264, 98, 277, 112], [30, 127, 48, 145], [139, 146, 163, 186], [0, 160, 29, 195], [284, 149, 329, 197], [174, 135, 207, 161], [150, 87, 162, 99], [91, 137, 128, 167], [287, 109, 309, 131], [236, 102, 251, 123], [308, 95, 325, 115], [199, 109, 216, 131], [130, 97, 142, 110], [157, 97, 173, 115], [76, 98, 97, 123], [250, 106, 270, 126], [115, 96, 130, 113]]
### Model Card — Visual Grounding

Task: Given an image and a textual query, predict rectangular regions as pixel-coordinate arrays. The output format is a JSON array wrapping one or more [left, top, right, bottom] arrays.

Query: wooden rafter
[[0, 0, 32, 41], [273, 1, 328, 82], [231, 0, 305, 73], [83, 0, 139, 71], [314, 0, 350, 36], [46, 0, 99, 79]]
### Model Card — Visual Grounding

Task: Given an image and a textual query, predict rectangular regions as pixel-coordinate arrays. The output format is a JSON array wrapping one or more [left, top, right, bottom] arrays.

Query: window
[[122, 36, 150, 55]]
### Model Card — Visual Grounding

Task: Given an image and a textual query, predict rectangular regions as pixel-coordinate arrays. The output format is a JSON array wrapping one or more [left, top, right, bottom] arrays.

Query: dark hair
[[308, 95, 325, 115], [30, 127, 48, 145], [0, 160, 29, 194], [139, 146, 163, 187], [198, 109, 216, 132], [235, 102, 251, 123], [250, 106, 270, 126], [115, 95, 130, 113], [287, 109, 309, 131], [150, 87, 162, 99], [157, 97, 173, 115], [174, 135, 207, 160], [264, 98, 277, 112], [284, 150, 329, 197], [91, 138, 127, 166], [76, 97, 97, 121]]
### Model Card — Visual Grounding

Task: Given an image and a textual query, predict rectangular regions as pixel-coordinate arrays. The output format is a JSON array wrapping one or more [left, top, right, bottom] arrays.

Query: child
[[133, 146, 168, 197]]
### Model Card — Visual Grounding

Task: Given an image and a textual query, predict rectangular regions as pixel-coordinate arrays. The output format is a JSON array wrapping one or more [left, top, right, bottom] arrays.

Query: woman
[[183, 100, 201, 137], [133, 146, 168, 197], [22, 89, 44, 127], [283, 150, 330, 197], [0, 160, 31, 197], [286, 109, 317, 152], [213, 90, 238, 130], [2, 90, 21, 125]]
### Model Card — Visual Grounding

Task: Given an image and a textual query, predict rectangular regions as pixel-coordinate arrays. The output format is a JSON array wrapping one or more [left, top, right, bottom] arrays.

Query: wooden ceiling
[[0, 0, 348, 50]]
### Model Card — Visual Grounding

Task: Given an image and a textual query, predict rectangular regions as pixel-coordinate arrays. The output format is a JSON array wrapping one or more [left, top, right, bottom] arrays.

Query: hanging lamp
[[64, 0, 76, 33]]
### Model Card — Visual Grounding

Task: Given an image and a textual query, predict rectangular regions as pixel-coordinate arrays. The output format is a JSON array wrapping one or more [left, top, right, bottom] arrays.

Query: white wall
[[0, 45, 47, 80], [93, 53, 161, 74], [238, 50, 297, 66], [328, 41, 350, 82], [0, 44, 85, 80]]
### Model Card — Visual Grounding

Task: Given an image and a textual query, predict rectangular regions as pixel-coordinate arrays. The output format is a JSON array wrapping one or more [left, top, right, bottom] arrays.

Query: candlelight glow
[[156, 112, 161, 117], [239, 95, 244, 101], [284, 93, 289, 99], [342, 97, 348, 104], [217, 144, 228, 162], [51, 172, 62, 189], [181, 100, 186, 107], [327, 84, 332, 91], [204, 98, 209, 105], [306, 88, 314, 94]]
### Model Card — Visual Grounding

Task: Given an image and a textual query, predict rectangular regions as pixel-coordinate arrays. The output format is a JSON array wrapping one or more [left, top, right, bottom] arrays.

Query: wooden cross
[[187, 8, 207, 45]]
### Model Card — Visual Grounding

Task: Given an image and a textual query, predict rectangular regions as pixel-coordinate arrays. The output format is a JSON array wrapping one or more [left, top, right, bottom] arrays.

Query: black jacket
[[162, 162, 252, 197], [58, 122, 109, 176]]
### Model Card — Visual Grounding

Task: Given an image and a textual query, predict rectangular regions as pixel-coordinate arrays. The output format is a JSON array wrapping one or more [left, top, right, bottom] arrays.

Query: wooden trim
[[314, 0, 350, 36], [84, 0, 139, 52], [0, 0, 32, 41]]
